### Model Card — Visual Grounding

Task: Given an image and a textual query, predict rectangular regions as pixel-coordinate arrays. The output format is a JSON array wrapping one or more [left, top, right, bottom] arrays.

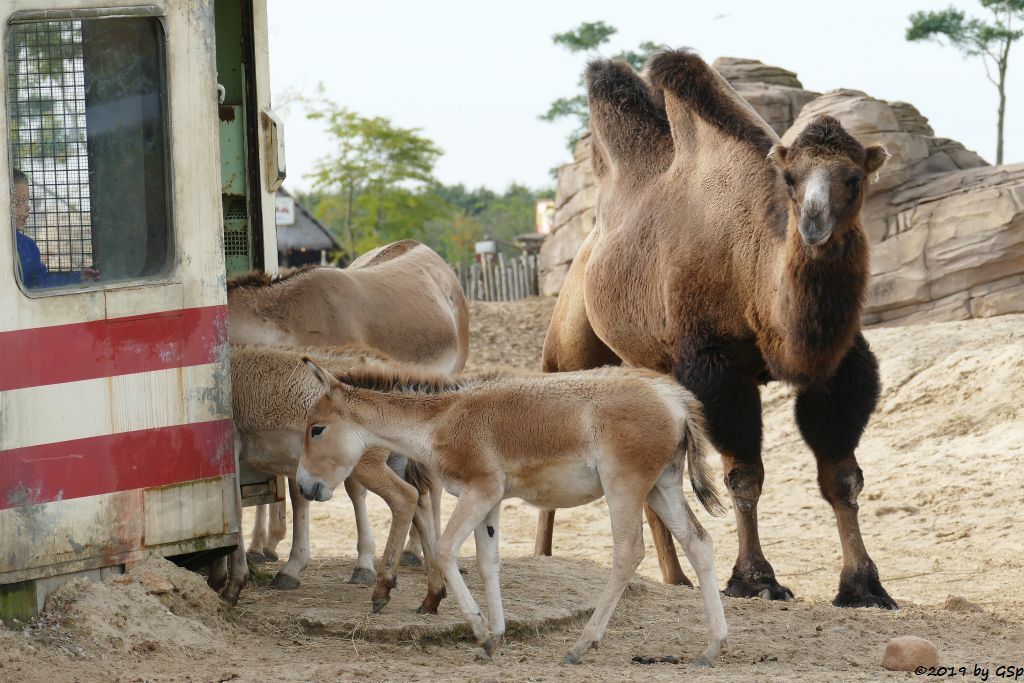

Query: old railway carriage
[[0, 0, 284, 618]]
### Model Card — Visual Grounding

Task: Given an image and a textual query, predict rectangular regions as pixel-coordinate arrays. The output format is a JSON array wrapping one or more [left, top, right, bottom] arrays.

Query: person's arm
[[16, 232, 82, 288]]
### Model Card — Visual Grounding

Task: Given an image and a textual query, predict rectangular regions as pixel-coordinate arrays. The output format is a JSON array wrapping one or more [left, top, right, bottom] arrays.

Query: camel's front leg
[[676, 347, 792, 601], [796, 335, 896, 609], [270, 478, 310, 590]]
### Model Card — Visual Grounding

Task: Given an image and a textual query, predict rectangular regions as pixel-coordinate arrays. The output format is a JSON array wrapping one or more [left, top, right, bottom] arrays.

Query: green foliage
[[541, 22, 660, 150], [907, 1, 1023, 163]]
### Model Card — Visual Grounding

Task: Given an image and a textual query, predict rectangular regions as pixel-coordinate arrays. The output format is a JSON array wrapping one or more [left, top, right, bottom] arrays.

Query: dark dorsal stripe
[[646, 49, 775, 158], [227, 265, 320, 291]]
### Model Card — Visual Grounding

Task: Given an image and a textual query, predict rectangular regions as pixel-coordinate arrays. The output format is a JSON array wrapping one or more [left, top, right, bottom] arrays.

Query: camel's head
[[768, 115, 888, 247]]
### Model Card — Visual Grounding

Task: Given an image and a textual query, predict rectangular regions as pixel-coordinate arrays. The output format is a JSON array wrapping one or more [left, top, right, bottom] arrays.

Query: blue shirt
[[16, 231, 82, 289]]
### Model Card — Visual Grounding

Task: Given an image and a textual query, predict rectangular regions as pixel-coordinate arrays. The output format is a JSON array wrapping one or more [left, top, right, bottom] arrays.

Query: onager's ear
[[864, 144, 890, 176], [767, 144, 788, 168], [303, 357, 336, 395]]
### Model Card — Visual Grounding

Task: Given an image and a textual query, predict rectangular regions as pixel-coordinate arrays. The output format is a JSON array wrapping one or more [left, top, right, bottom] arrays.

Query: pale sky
[[267, 0, 1023, 193]]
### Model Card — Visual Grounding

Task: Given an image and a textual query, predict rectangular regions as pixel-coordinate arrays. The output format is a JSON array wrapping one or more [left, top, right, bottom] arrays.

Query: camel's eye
[[311, 425, 325, 438], [846, 173, 863, 196], [783, 172, 795, 188]]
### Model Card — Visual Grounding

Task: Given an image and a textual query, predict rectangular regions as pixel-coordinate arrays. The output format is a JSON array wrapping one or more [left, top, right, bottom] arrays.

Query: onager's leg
[[344, 476, 376, 585], [412, 482, 446, 615], [676, 348, 792, 600], [535, 235, 621, 558], [644, 505, 691, 586], [351, 450, 419, 614], [473, 504, 504, 651], [436, 483, 504, 661], [270, 478, 310, 590], [647, 472, 728, 666], [564, 481, 645, 665], [207, 556, 228, 592], [248, 504, 268, 562], [386, 452, 424, 567], [263, 497, 288, 562], [796, 335, 896, 609]]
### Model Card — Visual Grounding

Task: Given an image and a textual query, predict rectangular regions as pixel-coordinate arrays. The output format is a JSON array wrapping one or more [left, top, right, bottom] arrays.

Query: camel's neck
[[763, 216, 869, 383]]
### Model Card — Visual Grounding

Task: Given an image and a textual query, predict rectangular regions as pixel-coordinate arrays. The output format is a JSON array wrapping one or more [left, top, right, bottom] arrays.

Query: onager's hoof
[[348, 567, 376, 585], [245, 551, 266, 564], [562, 651, 582, 665], [270, 573, 300, 590], [415, 585, 446, 614], [474, 648, 492, 663], [219, 587, 242, 606], [371, 597, 390, 614], [696, 656, 714, 668], [399, 551, 422, 567], [262, 549, 279, 562]]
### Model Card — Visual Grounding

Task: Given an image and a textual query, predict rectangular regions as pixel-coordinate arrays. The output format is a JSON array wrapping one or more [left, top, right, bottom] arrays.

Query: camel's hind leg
[[535, 231, 621, 558], [344, 476, 376, 585], [564, 481, 645, 665], [647, 471, 728, 666]]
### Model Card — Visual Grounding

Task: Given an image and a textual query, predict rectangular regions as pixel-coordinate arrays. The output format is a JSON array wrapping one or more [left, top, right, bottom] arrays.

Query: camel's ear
[[864, 144, 890, 176], [303, 357, 336, 395], [767, 144, 788, 168]]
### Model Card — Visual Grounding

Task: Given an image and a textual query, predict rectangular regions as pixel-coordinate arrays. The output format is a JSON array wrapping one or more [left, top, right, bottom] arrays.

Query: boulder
[[882, 636, 939, 671]]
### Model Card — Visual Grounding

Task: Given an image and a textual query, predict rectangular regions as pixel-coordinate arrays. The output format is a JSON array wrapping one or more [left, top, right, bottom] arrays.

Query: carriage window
[[7, 16, 171, 292]]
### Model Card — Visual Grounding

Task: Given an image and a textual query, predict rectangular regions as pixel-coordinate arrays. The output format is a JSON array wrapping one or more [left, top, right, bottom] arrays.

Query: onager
[[297, 362, 728, 666], [226, 239, 468, 589], [209, 344, 445, 612], [536, 50, 896, 609]]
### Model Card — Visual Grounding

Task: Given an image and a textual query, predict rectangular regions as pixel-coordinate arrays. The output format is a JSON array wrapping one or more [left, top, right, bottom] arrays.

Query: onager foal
[[297, 363, 729, 666]]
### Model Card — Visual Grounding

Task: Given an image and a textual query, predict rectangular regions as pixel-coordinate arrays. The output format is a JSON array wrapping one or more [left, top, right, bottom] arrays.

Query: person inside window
[[12, 169, 99, 289]]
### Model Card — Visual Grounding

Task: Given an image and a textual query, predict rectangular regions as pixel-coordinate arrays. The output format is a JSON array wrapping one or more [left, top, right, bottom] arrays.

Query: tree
[[305, 97, 443, 254], [540, 21, 659, 149], [907, 1, 1024, 164]]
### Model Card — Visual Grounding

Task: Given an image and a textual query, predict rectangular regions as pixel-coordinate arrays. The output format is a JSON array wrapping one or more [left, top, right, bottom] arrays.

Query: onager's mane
[[331, 364, 466, 395], [227, 265, 320, 291], [646, 48, 775, 157], [788, 115, 866, 162]]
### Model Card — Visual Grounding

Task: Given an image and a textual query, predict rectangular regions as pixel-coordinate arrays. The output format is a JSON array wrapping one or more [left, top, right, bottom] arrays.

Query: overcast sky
[[267, 0, 1023, 193]]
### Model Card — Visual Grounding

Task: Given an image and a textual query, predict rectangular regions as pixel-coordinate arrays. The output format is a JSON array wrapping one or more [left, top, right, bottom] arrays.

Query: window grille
[[7, 20, 93, 273]]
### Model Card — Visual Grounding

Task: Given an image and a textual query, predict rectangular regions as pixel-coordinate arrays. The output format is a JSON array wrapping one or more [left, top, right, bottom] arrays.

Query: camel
[[296, 361, 728, 666], [220, 240, 469, 602], [206, 344, 446, 613], [534, 50, 896, 610]]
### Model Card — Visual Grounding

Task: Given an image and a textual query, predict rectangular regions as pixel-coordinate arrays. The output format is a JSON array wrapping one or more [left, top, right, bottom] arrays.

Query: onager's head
[[769, 115, 888, 248], [295, 359, 365, 502]]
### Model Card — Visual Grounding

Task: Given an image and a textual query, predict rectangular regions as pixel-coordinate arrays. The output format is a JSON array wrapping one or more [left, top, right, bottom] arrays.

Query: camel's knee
[[819, 461, 864, 510], [725, 467, 763, 511]]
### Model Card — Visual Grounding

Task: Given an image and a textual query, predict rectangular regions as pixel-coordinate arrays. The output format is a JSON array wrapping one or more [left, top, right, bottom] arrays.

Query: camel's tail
[[679, 394, 726, 516]]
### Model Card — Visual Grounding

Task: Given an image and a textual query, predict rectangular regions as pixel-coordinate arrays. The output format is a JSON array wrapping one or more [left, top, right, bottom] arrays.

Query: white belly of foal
[[507, 460, 604, 510]]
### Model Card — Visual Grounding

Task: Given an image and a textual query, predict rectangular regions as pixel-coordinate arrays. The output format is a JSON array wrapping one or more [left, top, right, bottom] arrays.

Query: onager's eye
[[311, 425, 325, 438]]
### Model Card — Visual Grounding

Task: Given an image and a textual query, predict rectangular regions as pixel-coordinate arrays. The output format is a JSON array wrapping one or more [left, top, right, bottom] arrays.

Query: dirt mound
[[40, 556, 230, 656], [465, 298, 556, 371]]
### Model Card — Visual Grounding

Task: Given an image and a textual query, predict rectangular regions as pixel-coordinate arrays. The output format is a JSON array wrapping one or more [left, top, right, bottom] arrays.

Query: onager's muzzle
[[296, 465, 333, 502]]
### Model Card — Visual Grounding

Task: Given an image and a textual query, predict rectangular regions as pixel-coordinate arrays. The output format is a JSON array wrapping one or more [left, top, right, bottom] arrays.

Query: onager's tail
[[679, 395, 726, 516], [405, 460, 433, 496]]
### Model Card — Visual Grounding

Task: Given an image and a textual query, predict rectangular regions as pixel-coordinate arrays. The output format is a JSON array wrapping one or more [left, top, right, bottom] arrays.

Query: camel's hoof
[[724, 572, 793, 601], [245, 551, 266, 564], [833, 567, 898, 610], [562, 651, 582, 665], [399, 551, 422, 567], [371, 597, 390, 614], [270, 573, 300, 590], [348, 567, 376, 585], [263, 549, 279, 562]]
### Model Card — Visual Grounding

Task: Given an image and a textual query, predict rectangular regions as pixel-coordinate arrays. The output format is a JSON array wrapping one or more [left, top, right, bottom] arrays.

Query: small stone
[[882, 636, 939, 671], [137, 569, 174, 595], [832, 626, 848, 633]]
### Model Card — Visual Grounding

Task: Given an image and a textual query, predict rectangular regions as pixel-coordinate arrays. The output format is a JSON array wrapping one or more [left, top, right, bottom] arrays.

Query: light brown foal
[[296, 362, 729, 666]]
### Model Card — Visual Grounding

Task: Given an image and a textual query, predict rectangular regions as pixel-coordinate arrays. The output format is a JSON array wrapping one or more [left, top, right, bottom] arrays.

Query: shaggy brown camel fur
[[296, 362, 728, 666], [535, 49, 896, 609]]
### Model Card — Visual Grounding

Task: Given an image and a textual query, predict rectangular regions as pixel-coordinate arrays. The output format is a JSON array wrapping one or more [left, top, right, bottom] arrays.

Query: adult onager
[[297, 362, 728, 666], [536, 50, 896, 609], [224, 240, 469, 596], [209, 344, 446, 611]]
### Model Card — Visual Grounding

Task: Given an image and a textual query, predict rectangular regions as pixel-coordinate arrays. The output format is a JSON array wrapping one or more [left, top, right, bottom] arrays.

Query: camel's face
[[769, 118, 889, 248], [780, 154, 866, 247]]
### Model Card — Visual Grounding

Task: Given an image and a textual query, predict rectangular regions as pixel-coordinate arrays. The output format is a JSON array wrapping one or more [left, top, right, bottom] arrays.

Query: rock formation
[[539, 58, 1024, 327]]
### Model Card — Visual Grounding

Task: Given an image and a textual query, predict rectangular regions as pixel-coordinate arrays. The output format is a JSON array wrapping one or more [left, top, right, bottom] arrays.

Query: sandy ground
[[3, 299, 1023, 682]]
